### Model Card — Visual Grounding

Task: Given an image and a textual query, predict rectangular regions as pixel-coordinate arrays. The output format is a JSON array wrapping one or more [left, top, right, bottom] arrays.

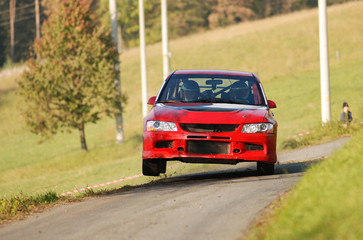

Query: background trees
[[0, 0, 353, 66], [18, 0, 122, 151], [96, 0, 351, 48], [0, 0, 41, 65]]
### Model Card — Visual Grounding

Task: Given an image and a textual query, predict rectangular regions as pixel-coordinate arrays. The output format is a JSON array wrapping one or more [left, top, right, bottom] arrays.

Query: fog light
[[233, 149, 241, 153], [177, 147, 184, 152], [245, 143, 263, 151]]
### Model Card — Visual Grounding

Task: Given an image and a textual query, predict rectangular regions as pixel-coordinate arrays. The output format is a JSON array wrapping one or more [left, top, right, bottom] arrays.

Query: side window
[[159, 78, 181, 101], [176, 81, 183, 100]]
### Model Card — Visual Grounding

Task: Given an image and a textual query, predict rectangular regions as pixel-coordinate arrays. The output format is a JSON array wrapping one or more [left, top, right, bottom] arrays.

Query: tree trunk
[[10, 0, 16, 62], [79, 122, 88, 151]]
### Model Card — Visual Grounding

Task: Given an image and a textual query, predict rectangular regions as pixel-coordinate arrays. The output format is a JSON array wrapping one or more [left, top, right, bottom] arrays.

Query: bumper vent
[[180, 124, 238, 133], [245, 143, 263, 151], [155, 141, 173, 149]]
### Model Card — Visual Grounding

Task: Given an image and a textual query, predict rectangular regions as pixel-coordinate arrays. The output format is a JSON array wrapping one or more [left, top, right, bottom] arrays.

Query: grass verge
[[0, 191, 59, 224], [0, 189, 113, 224], [281, 120, 362, 151], [246, 127, 363, 240]]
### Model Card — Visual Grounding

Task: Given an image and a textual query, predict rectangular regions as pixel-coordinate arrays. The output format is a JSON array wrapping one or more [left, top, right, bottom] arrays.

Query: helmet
[[181, 80, 200, 101], [230, 81, 249, 100]]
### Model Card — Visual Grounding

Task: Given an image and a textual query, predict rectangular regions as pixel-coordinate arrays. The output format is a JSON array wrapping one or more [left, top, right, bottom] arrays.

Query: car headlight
[[242, 123, 274, 133], [146, 121, 177, 131]]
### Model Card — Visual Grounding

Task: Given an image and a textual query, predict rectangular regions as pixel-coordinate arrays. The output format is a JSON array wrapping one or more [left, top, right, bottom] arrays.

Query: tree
[[18, 0, 123, 151], [98, 0, 162, 48], [0, 24, 6, 67], [168, 0, 215, 37], [208, 0, 255, 28]]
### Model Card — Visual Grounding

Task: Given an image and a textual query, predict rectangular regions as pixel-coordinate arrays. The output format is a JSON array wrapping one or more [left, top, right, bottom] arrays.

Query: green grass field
[[247, 127, 363, 240], [0, 1, 362, 199]]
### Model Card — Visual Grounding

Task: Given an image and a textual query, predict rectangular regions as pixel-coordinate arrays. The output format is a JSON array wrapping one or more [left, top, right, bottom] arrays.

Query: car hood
[[145, 103, 270, 124]]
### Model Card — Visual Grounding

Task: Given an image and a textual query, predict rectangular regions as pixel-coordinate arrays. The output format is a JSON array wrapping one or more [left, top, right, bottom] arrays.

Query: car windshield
[[158, 74, 266, 106]]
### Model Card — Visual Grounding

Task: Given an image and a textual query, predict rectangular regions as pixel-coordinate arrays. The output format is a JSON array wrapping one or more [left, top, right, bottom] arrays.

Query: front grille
[[187, 136, 207, 139], [187, 141, 230, 155], [180, 123, 238, 132], [211, 136, 230, 140]]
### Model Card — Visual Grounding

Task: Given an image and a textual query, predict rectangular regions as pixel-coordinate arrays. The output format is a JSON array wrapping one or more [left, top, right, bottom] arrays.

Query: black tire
[[143, 159, 167, 176], [159, 160, 167, 174], [257, 162, 275, 175], [143, 159, 160, 176]]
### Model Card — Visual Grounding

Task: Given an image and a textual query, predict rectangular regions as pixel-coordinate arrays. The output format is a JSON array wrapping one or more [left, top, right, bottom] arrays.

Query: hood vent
[[184, 108, 236, 112]]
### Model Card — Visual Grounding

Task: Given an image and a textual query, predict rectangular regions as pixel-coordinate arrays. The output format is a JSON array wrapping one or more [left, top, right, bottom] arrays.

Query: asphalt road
[[0, 137, 350, 240]]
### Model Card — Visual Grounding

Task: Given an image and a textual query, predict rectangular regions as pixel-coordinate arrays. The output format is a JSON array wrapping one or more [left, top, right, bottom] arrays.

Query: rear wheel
[[257, 162, 275, 175], [142, 159, 167, 176]]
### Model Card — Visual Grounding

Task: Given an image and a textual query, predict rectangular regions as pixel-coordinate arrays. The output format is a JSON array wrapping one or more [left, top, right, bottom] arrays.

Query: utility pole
[[161, 0, 170, 80], [318, 0, 331, 123], [35, 0, 40, 40], [10, 0, 16, 63], [109, 0, 124, 143], [139, 0, 148, 117]]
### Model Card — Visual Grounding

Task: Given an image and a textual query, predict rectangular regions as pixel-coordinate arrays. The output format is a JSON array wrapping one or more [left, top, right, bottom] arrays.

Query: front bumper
[[143, 127, 277, 164]]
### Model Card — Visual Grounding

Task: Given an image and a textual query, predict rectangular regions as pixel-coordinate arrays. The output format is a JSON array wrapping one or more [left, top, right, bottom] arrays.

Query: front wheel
[[257, 162, 275, 175], [142, 159, 167, 176]]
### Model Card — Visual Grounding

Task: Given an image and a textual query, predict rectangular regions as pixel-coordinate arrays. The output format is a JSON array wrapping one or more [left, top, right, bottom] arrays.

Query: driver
[[229, 81, 250, 102], [180, 80, 200, 101]]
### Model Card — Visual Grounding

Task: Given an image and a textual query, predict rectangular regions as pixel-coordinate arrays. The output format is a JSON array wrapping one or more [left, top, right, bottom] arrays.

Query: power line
[[15, 2, 36, 10], [0, 13, 46, 27], [0, 8, 37, 21], [0, 4, 46, 26], [0, 0, 43, 15], [0, 13, 45, 26], [0, 0, 46, 27], [0, 8, 35, 18], [0, 8, 34, 16]]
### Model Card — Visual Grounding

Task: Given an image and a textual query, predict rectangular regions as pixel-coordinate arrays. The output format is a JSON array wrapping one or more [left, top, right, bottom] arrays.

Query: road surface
[[0, 137, 350, 240]]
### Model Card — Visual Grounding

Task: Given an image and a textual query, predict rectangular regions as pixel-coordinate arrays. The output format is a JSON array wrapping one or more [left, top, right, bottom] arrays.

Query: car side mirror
[[147, 96, 157, 105], [267, 100, 277, 109]]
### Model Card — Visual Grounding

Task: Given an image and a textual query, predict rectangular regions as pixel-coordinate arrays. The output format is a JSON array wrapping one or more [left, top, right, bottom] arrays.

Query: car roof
[[173, 69, 254, 77]]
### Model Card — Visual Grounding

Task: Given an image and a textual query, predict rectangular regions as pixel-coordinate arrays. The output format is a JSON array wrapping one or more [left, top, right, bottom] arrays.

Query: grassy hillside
[[0, 1, 362, 197]]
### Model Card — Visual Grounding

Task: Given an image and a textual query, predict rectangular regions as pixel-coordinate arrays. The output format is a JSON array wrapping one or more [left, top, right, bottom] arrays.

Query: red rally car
[[142, 69, 277, 176]]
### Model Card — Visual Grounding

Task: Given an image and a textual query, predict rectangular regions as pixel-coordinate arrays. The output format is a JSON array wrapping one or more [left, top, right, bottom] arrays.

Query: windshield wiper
[[158, 100, 184, 103]]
